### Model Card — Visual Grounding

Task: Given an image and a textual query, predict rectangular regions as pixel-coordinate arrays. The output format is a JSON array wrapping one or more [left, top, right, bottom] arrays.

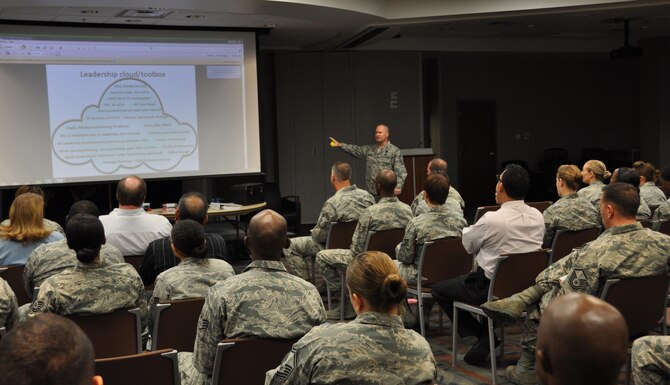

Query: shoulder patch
[[31, 300, 45, 312], [198, 319, 209, 331], [568, 269, 588, 291]]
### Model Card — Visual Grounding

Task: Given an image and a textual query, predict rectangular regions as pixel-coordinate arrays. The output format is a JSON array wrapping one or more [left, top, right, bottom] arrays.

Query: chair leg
[[488, 318, 498, 385], [452, 307, 459, 368], [625, 348, 632, 385], [418, 295, 425, 337], [326, 285, 332, 310], [339, 270, 345, 321]]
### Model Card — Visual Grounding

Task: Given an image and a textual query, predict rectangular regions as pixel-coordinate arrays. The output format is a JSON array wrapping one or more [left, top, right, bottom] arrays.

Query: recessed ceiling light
[[264, 23, 277, 28], [80, 10, 99, 15], [125, 19, 142, 23], [185, 14, 205, 19]]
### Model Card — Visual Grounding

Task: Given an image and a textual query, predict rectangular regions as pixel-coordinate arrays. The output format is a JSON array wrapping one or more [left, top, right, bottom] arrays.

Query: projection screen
[[0, 24, 260, 187]]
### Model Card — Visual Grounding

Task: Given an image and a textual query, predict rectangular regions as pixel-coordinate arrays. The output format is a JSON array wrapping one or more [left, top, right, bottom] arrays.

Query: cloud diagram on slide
[[51, 78, 197, 174]]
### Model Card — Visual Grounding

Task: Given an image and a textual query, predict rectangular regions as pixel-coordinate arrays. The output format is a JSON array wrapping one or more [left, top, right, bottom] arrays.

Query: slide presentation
[[0, 25, 260, 187]]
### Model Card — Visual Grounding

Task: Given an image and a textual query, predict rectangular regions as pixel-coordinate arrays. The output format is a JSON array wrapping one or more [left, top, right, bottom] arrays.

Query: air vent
[[115, 8, 173, 19]]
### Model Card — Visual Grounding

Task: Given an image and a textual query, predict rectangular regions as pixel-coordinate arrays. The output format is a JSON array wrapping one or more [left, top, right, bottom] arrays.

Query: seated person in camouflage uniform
[[410, 158, 465, 216], [578, 159, 611, 207], [611, 167, 652, 221], [0, 313, 101, 385], [140, 192, 229, 286], [28, 214, 147, 334], [0, 277, 18, 331], [283, 161, 374, 283], [542, 165, 599, 247], [0, 185, 64, 235], [149, 219, 235, 342], [481, 183, 670, 385], [266, 251, 437, 385], [632, 335, 670, 385], [633, 161, 667, 207], [397, 173, 467, 284], [24, 200, 124, 302], [179, 209, 326, 385], [316, 170, 413, 320], [536, 293, 628, 385], [659, 167, 670, 198]]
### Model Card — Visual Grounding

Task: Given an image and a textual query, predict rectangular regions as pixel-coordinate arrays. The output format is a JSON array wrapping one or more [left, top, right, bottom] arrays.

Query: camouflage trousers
[[632, 336, 670, 385], [178, 352, 209, 385], [283, 236, 324, 281], [315, 249, 352, 293], [393, 260, 419, 286]]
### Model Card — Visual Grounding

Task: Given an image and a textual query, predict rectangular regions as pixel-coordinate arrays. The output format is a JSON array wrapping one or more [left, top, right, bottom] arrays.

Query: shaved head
[[427, 158, 448, 175], [244, 209, 288, 261], [536, 293, 628, 385], [375, 169, 397, 197]]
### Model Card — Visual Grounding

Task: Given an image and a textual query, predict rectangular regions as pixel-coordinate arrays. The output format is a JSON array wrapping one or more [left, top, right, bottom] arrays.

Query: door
[[457, 100, 497, 207]]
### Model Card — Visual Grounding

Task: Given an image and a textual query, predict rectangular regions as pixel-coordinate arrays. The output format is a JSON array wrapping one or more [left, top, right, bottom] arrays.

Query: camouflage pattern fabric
[[577, 181, 605, 207], [519, 223, 670, 351], [542, 193, 600, 246], [652, 201, 670, 230], [181, 259, 325, 384], [0, 277, 18, 330], [638, 198, 652, 221], [0, 218, 64, 235], [397, 205, 467, 284], [632, 335, 670, 385], [315, 197, 413, 293], [24, 239, 124, 298], [284, 185, 374, 280], [340, 142, 407, 196], [410, 186, 465, 217], [28, 259, 148, 331], [265, 311, 437, 385], [640, 182, 668, 207]]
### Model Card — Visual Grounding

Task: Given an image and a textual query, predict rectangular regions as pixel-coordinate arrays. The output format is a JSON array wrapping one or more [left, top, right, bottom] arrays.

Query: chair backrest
[[325, 221, 358, 250], [658, 220, 670, 236], [123, 255, 144, 273], [649, 205, 660, 217], [418, 238, 473, 286], [0, 265, 30, 306], [364, 228, 405, 259], [263, 183, 282, 211], [211, 338, 296, 385], [640, 220, 652, 229], [66, 308, 142, 358], [488, 250, 550, 301], [96, 349, 180, 385], [526, 201, 553, 213], [152, 297, 205, 352], [474, 205, 500, 224], [600, 274, 669, 339], [0, 326, 5, 341], [549, 227, 600, 263]]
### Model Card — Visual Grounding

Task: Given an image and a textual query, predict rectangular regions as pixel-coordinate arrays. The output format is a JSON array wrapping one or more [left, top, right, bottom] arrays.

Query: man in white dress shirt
[[99, 175, 172, 256], [431, 164, 545, 366]]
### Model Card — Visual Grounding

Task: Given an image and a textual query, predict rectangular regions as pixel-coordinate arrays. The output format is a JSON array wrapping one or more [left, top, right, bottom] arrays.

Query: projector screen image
[[0, 25, 261, 187]]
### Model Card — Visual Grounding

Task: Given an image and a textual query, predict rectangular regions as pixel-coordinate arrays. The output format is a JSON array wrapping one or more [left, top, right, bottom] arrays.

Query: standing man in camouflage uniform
[[481, 183, 670, 385], [632, 336, 670, 385], [0, 277, 18, 331], [329, 124, 407, 198], [397, 173, 467, 284], [316, 170, 413, 319], [179, 210, 326, 385], [283, 161, 375, 283], [410, 157, 465, 216], [536, 293, 628, 385]]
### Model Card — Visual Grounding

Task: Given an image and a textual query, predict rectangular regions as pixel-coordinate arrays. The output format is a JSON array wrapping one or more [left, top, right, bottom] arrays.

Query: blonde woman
[[578, 160, 611, 209], [0, 193, 63, 265], [543, 165, 600, 246]]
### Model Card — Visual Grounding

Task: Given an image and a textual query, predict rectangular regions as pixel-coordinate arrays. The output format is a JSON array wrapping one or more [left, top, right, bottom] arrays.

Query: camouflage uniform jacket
[[542, 193, 599, 246], [0, 277, 18, 330], [151, 257, 235, 302], [535, 223, 670, 311], [193, 259, 326, 375], [637, 198, 652, 221], [410, 187, 465, 217], [652, 200, 670, 230], [340, 142, 407, 194], [350, 197, 413, 256], [310, 185, 375, 244], [397, 205, 467, 284], [24, 239, 124, 298], [28, 259, 148, 331], [640, 182, 668, 207], [632, 335, 670, 385], [577, 181, 605, 207], [265, 311, 437, 385]]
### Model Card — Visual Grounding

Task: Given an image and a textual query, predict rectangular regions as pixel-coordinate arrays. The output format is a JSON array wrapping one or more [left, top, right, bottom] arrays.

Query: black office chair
[[264, 183, 301, 235]]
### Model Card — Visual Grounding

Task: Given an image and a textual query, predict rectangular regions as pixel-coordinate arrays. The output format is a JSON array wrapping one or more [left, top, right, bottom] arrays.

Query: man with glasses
[[431, 164, 545, 366]]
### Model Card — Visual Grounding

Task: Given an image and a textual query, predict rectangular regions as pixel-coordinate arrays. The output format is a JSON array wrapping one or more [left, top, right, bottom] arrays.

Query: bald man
[[180, 209, 326, 385], [330, 124, 407, 197], [99, 175, 172, 256], [410, 158, 465, 216], [536, 293, 628, 385]]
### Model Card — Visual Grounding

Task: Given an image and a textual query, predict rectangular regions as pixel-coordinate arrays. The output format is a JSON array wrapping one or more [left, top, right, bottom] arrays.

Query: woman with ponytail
[[151, 219, 234, 303], [266, 251, 437, 385], [578, 159, 611, 208], [28, 214, 147, 331], [542, 165, 600, 246]]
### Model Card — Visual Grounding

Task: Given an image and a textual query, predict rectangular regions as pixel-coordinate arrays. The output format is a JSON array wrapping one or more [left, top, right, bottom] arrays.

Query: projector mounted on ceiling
[[610, 18, 642, 59]]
